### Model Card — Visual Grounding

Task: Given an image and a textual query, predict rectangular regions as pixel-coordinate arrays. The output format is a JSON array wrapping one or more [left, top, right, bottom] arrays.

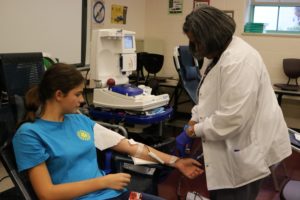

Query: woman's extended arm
[[111, 139, 203, 179], [93, 123, 203, 179], [28, 162, 131, 200]]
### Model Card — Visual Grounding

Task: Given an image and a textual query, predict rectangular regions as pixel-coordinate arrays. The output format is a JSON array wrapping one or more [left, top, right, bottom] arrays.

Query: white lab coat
[[192, 36, 292, 190]]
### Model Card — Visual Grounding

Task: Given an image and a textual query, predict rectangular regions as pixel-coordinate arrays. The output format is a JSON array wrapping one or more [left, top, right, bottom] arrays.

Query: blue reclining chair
[[172, 46, 202, 114]]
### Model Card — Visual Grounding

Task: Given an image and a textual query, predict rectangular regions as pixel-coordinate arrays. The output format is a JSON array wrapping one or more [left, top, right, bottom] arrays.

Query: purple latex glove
[[176, 129, 193, 157]]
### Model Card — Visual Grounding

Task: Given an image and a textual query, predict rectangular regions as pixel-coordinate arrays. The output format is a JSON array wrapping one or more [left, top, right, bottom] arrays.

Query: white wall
[[144, 0, 192, 76], [212, 0, 300, 129], [86, 0, 146, 63], [86, 0, 300, 128], [91, 0, 146, 39], [0, 0, 83, 65], [144, 0, 300, 83], [143, 0, 300, 128], [211, 0, 300, 85]]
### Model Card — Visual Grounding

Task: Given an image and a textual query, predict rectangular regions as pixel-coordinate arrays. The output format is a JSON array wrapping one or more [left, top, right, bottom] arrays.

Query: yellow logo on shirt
[[77, 130, 91, 141]]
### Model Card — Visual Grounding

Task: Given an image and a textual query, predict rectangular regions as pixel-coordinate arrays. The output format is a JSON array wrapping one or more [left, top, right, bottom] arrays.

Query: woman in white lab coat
[[182, 5, 292, 200]]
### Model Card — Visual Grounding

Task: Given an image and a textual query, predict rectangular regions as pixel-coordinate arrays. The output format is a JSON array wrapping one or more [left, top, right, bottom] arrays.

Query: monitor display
[[124, 35, 133, 49]]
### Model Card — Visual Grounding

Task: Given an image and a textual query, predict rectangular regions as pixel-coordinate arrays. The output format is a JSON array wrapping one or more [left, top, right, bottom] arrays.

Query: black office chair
[[130, 52, 164, 95], [143, 53, 164, 81], [172, 46, 202, 114], [274, 58, 300, 91], [133, 52, 148, 85], [140, 53, 164, 95], [0, 52, 44, 200]]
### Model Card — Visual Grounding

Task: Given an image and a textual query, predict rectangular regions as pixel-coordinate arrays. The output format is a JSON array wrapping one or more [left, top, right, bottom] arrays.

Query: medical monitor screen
[[124, 35, 133, 49]]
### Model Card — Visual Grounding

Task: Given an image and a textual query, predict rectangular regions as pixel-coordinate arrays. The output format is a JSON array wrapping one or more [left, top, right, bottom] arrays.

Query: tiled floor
[[0, 160, 14, 193]]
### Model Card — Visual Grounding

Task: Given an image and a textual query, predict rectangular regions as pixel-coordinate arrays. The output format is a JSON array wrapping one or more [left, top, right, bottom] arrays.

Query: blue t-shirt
[[13, 114, 123, 200]]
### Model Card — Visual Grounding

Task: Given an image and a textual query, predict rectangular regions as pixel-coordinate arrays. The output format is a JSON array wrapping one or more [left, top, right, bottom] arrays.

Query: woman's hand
[[185, 121, 196, 137], [185, 125, 196, 137], [175, 158, 203, 179], [103, 173, 131, 190]]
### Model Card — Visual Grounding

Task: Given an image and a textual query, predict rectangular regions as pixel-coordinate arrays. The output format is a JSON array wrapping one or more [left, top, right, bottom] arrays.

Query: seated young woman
[[13, 63, 203, 200]]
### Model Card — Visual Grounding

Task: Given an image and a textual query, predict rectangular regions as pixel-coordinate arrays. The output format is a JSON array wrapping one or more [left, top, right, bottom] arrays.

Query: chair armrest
[[111, 151, 172, 173], [288, 128, 300, 153]]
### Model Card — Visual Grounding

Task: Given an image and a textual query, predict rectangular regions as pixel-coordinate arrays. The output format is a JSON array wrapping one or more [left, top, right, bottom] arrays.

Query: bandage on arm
[[145, 146, 164, 164], [128, 139, 164, 164], [147, 148, 179, 166], [128, 139, 145, 158], [148, 151, 165, 164], [134, 143, 144, 158], [128, 139, 178, 166]]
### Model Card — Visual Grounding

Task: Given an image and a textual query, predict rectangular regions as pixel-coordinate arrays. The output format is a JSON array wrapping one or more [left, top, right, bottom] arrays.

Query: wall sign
[[169, 0, 183, 14], [111, 4, 128, 24], [193, 0, 210, 9], [223, 10, 234, 19], [93, 0, 105, 24]]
